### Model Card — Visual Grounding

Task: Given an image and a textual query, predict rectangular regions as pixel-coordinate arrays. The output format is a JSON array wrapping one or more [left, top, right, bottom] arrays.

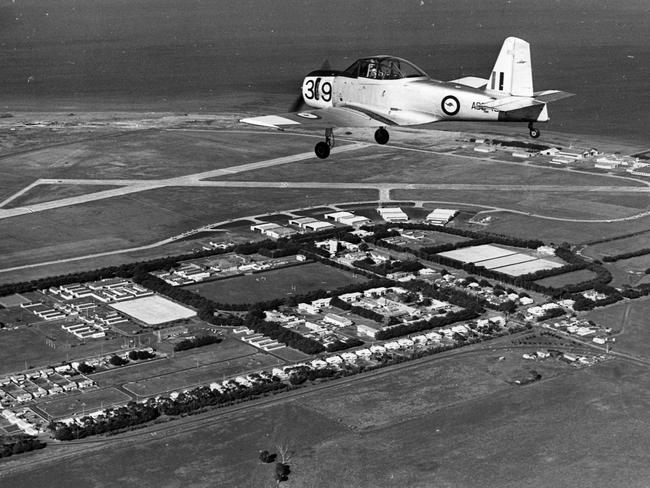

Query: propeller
[[288, 59, 332, 112], [289, 93, 306, 113]]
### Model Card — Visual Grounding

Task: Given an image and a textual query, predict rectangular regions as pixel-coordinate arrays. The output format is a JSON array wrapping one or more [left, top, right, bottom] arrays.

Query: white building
[[377, 207, 408, 222]]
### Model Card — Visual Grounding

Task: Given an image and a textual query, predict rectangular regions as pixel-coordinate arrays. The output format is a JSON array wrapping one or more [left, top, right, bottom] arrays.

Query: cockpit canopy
[[343, 56, 428, 80]]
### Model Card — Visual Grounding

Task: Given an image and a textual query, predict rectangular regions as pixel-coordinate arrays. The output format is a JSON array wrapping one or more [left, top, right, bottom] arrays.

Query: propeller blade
[[289, 93, 305, 112], [320, 59, 331, 71]]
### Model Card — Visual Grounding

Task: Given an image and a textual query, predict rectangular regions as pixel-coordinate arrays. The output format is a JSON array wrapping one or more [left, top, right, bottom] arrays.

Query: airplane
[[240, 37, 574, 159]]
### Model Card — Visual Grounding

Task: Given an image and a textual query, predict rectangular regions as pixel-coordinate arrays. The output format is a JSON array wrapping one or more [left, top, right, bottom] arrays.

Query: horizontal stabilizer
[[533, 90, 575, 103], [448, 76, 488, 89], [477, 96, 544, 112]]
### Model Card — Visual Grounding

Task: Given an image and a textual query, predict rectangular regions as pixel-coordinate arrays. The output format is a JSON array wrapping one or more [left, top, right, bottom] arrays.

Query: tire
[[374, 127, 389, 145], [529, 128, 541, 139], [315, 141, 330, 159]]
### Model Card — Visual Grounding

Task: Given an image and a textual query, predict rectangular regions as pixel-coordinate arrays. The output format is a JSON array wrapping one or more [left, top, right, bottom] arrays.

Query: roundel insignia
[[441, 95, 460, 116], [297, 112, 320, 119]]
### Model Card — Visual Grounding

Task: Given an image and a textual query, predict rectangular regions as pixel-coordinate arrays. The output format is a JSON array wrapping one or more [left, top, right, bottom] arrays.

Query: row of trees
[[375, 308, 480, 340], [0, 436, 46, 458], [174, 334, 223, 352], [602, 248, 650, 262], [50, 379, 291, 441]]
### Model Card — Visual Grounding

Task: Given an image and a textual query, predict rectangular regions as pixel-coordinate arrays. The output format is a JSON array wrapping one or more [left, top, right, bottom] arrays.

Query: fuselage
[[301, 56, 548, 126]]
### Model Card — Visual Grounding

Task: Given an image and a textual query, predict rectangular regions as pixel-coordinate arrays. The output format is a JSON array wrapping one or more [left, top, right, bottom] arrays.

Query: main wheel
[[315, 141, 331, 159], [374, 127, 389, 145], [529, 127, 541, 138]]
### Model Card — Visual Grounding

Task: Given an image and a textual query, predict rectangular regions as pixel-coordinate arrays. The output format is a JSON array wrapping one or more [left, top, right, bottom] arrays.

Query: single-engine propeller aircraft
[[240, 37, 574, 159]]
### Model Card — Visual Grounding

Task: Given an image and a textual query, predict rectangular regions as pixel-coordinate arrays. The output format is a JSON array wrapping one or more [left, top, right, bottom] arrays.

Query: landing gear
[[528, 122, 540, 139], [374, 127, 389, 145], [314, 128, 334, 159]]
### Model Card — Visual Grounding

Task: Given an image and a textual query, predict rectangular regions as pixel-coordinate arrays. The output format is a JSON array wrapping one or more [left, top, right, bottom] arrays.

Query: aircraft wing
[[240, 106, 391, 130]]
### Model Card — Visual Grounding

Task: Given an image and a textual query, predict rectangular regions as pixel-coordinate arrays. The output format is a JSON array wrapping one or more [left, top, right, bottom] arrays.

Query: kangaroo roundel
[[441, 95, 460, 116]]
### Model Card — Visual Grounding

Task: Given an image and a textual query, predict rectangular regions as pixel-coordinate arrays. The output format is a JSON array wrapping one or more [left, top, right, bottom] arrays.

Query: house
[[354, 348, 372, 357], [325, 356, 343, 366], [341, 352, 357, 363], [323, 313, 353, 327], [356, 323, 380, 338], [310, 359, 328, 369]]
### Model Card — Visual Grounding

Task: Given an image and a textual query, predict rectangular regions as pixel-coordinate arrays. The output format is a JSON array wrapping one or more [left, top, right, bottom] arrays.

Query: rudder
[[488, 37, 533, 97]]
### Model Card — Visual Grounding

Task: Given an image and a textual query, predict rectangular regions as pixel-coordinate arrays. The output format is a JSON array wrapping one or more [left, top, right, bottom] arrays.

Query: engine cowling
[[301, 75, 335, 109]]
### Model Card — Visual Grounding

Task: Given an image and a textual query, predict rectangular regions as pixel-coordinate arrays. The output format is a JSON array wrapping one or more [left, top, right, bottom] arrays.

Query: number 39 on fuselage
[[241, 37, 574, 159]]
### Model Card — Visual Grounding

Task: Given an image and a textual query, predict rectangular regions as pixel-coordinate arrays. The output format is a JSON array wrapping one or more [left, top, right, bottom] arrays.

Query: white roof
[[325, 211, 355, 220], [339, 215, 370, 226], [306, 221, 335, 230]]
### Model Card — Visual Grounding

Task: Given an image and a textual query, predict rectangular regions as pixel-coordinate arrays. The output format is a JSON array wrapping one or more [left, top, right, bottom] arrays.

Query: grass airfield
[[0, 112, 648, 284]]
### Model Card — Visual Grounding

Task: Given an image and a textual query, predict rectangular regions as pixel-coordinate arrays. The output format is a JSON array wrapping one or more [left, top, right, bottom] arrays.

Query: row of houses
[[47, 279, 152, 303], [0, 369, 94, 406], [233, 327, 286, 351]]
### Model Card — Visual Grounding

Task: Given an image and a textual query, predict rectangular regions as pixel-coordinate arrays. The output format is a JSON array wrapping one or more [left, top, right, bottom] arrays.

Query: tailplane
[[488, 37, 533, 97]]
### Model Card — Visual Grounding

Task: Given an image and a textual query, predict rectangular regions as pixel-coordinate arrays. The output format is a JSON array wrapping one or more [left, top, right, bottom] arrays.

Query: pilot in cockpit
[[367, 60, 378, 78]]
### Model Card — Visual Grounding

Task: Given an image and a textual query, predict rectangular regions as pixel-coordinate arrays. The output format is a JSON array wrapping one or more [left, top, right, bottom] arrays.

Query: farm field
[[534, 269, 598, 288], [461, 210, 650, 245], [187, 262, 367, 305], [584, 297, 650, 359], [585, 232, 650, 259], [6, 352, 650, 487]]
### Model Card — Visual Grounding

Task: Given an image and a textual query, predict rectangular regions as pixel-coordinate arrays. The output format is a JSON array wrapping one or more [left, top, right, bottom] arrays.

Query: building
[[356, 323, 380, 338], [288, 217, 335, 232], [377, 207, 408, 222], [426, 208, 458, 225], [323, 313, 353, 327], [324, 211, 370, 227]]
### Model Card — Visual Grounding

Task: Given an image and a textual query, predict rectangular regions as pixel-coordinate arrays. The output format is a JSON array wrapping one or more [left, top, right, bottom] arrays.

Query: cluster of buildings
[[251, 215, 338, 240], [1, 407, 45, 436], [261, 299, 356, 349], [522, 348, 603, 367], [0, 366, 95, 408], [233, 327, 286, 352], [470, 137, 645, 173], [543, 318, 613, 345], [152, 254, 306, 286], [47, 279, 152, 303]]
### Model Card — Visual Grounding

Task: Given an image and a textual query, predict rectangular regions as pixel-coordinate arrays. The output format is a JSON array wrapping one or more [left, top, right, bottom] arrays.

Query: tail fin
[[488, 37, 533, 97]]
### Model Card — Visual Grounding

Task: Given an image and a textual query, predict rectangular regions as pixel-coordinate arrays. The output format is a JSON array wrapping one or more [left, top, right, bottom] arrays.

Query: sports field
[[90, 339, 258, 388], [123, 352, 280, 397], [36, 387, 131, 419], [535, 269, 599, 288], [187, 262, 367, 305], [109, 295, 196, 325]]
